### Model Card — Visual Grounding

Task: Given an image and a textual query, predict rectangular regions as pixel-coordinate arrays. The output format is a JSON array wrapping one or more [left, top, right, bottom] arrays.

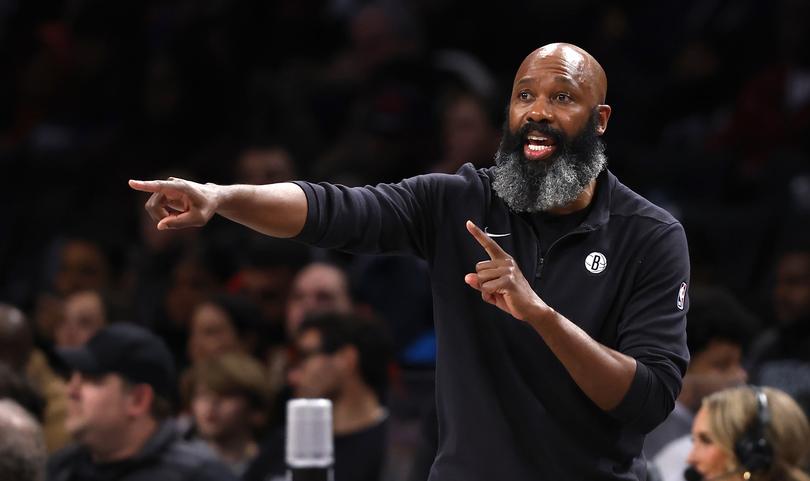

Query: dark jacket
[[293, 164, 690, 481], [47, 421, 238, 481]]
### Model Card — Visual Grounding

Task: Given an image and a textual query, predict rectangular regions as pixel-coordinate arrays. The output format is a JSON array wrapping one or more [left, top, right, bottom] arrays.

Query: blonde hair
[[702, 386, 810, 481]]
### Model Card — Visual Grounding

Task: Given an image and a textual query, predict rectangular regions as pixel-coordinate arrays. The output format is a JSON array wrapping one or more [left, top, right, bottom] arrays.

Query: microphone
[[684, 466, 750, 481], [286, 399, 334, 481]]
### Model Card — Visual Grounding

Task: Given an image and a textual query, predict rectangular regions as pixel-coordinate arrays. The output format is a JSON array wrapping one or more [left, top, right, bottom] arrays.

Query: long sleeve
[[292, 174, 451, 259], [608, 222, 690, 433]]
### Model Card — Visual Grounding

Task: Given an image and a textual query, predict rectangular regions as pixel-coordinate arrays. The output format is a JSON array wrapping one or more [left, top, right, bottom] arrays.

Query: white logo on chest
[[584, 252, 607, 274]]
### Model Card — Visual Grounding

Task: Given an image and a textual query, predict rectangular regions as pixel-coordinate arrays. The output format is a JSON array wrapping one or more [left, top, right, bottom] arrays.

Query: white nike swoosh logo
[[484, 227, 511, 238]]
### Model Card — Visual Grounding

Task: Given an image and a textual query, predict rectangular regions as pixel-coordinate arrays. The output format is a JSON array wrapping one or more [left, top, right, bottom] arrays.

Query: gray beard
[[491, 142, 606, 213]]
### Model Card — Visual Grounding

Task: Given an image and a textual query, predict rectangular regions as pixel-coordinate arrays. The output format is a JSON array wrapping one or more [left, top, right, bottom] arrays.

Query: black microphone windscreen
[[684, 467, 704, 481]]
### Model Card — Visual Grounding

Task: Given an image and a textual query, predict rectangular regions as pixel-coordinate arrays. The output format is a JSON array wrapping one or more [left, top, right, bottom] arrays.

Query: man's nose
[[67, 372, 82, 396], [525, 98, 554, 124]]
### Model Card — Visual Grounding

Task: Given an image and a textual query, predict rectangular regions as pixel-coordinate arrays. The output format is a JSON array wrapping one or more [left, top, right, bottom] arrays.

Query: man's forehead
[[517, 45, 589, 82], [513, 43, 607, 103]]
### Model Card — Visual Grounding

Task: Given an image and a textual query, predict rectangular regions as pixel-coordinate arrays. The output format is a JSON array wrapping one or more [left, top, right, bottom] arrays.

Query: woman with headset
[[686, 386, 810, 481]]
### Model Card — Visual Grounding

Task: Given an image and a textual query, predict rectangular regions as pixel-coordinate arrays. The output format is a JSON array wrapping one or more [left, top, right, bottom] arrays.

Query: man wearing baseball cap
[[46, 322, 238, 481]]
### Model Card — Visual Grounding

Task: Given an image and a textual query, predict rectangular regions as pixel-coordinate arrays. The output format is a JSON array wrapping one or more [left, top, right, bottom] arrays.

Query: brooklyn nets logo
[[584, 252, 607, 274]]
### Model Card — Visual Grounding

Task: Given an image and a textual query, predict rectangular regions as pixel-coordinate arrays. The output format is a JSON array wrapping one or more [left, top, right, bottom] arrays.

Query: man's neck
[[547, 178, 597, 215], [90, 417, 159, 463], [332, 380, 385, 436]]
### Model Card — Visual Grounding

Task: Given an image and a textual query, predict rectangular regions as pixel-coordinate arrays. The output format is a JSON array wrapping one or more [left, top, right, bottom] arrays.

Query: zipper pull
[[536, 257, 544, 278]]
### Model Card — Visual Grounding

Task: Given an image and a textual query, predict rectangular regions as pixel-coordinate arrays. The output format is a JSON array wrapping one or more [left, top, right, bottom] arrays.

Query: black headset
[[733, 385, 774, 475]]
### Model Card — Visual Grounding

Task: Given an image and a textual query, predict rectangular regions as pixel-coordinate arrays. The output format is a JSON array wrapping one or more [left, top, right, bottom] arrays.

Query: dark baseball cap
[[57, 323, 177, 401]]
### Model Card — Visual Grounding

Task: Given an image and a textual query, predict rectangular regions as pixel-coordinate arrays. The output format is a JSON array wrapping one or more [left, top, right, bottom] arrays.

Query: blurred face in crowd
[[65, 372, 149, 458], [165, 261, 218, 328], [441, 94, 499, 169], [686, 407, 732, 480], [188, 302, 241, 364], [236, 147, 296, 185], [237, 266, 295, 331], [684, 339, 747, 409], [55, 290, 106, 348], [191, 385, 255, 443], [492, 43, 611, 213], [287, 329, 345, 399], [773, 252, 810, 328], [285, 264, 352, 338], [54, 240, 109, 297]]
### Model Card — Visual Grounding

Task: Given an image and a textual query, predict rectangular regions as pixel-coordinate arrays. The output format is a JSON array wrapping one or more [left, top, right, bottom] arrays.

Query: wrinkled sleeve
[[291, 174, 444, 259], [608, 222, 690, 433]]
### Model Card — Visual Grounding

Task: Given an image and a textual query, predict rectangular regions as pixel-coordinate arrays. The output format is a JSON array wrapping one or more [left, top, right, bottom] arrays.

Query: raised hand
[[129, 177, 220, 230], [464, 220, 549, 322]]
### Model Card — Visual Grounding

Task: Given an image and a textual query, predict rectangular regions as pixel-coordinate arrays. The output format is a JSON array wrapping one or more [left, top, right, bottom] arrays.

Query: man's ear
[[125, 383, 155, 418], [596, 104, 612, 135]]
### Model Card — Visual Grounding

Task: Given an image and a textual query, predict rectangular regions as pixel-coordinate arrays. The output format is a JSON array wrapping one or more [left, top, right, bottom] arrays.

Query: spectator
[[33, 238, 111, 345], [650, 287, 757, 481], [235, 145, 298, 186], [187, 294, 262, 365], [0, 362, 45, 422], [0, 303, 70, 452], [51, 239, 111, 298], [285, 261, 354, 339], [431, 89, 500, 174], [0, 398, 47, 481], [244, 312, 392, 481], [54, 289, 108, 349], [647, 287, 756, 457], [748, 244, 810, 415], [686, 386, 810, 481], [47, 323, 238, 481], [185, 352, 274, 477], [230, 236, 311, 347]]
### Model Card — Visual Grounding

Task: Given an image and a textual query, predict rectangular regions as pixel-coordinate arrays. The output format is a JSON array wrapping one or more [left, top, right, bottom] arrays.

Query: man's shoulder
[[46, 443, 83, 475], [607, 172, 680, 228], [156, 438, 235, 476], [412, 162, 493, 192]]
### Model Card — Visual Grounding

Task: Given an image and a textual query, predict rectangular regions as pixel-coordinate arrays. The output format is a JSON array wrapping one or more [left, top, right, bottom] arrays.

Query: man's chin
[[517, 152, 559, 175], [65, 420, 87, 440]]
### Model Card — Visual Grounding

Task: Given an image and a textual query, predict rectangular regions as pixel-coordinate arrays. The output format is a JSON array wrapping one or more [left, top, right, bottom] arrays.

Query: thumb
[[156, 212, 193, 230]]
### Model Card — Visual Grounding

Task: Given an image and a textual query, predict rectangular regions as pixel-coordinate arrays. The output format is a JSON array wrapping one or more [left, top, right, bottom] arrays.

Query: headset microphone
[[684, 466, 750, 481]]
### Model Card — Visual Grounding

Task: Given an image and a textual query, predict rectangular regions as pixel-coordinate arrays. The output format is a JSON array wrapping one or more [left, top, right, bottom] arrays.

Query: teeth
[[528, 144, 551, 151], [527, 135, 547, 141]]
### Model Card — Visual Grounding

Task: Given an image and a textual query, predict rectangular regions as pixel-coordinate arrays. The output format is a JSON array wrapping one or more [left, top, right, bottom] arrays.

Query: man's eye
[[518, 91, 531, 101], [555, 93, 572, 102]]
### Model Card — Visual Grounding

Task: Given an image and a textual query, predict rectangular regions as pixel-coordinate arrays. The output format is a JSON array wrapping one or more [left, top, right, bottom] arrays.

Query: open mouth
[[523, 132, 557, 161]]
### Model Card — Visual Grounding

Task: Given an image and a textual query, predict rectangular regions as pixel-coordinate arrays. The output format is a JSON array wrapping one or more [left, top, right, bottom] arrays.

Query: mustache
[[502, 121, 565, 153]]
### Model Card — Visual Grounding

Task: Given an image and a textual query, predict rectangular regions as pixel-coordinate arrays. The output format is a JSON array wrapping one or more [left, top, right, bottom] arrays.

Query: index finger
[[128, 179, 172, 194], [466, 220, 510, 260]]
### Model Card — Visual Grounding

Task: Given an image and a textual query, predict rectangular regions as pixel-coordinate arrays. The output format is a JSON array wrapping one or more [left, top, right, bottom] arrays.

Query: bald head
[[518, 43, 607, 105], [0, 304, 33, 370], [0, 399, 46, 481]]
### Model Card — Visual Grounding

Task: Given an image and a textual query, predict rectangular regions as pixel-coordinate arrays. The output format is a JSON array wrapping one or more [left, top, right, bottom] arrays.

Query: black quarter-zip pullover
[[293, 164, 690, 481]]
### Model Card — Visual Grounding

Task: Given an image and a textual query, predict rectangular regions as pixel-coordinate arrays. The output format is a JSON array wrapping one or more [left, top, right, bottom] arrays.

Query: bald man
[[131, 43, 690, 481]]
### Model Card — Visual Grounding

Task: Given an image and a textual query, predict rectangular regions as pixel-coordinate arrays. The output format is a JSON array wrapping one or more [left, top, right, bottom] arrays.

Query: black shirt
[[292, 165, 690, 481], [243, 416, 388, 481]]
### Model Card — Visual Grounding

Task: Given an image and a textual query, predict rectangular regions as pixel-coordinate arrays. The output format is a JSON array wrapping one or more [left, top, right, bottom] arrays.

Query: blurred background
[[1, 0, 810, 479]]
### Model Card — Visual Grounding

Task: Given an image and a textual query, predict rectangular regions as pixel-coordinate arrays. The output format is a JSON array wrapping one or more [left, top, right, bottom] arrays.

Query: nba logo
[[677, 282, 687, 310]]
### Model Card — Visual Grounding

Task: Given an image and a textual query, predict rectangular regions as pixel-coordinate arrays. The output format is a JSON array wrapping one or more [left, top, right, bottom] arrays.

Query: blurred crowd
[[1, 0, 810, 480]]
